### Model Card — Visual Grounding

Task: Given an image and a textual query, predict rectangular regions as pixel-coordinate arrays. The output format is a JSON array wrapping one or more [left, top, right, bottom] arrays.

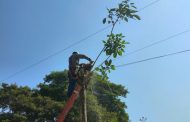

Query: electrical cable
[[118, 30, 190, 58], [138, 0, 161, 11], [1, 0, 162, 82], [116, 49, 190, 67], [92, 0, 162, 69], [0, 25, 110, 82]]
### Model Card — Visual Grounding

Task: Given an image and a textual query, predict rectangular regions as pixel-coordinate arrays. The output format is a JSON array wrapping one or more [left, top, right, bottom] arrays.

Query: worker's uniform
[[67, 54, 91, 97]]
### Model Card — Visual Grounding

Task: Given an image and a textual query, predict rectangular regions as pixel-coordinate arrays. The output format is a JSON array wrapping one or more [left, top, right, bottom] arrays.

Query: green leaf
[[132, 6, 137, 9], [103, 18, 106, 24], [118, 51, 122, 56], [130, 10, 138, 13], [113, 53, 117, 58], [122, 40, 126, 44], [110, 8, 116, 12], [95, 67, 99, 71], [133, 14, 141, 20], [124, 17, 128, 22], [119, 3, 122, 9], [105, 60, 109, 66], [108, 69, 111, 73], [108, 59, 112, 66], [111, 65, 116, 70]]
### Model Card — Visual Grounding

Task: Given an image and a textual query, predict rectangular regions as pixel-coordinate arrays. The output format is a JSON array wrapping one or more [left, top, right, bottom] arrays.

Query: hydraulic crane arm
[[56, 84, 82, 122], [56, 63, 93, 122]]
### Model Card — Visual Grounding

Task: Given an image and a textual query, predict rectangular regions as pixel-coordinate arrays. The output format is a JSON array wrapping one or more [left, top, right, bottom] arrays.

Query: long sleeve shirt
[[68, 54, 91, 80]]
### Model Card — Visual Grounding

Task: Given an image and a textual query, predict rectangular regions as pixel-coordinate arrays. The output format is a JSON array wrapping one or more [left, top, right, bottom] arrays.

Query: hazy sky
[[0, 0, 190, 122]]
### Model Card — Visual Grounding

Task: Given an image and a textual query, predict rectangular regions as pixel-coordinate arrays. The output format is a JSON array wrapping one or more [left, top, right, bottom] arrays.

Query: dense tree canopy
[[0, 70, 129, 122]]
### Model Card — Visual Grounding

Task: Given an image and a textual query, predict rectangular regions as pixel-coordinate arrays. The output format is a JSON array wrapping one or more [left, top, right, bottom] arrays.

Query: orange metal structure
[[56, 63, 92, 122], [56, 84, 82, 122]]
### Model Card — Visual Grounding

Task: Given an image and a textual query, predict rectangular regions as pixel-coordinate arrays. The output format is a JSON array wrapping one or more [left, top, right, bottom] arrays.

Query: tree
[[0, 83, 64, 122], [0, 70, 129, 122]]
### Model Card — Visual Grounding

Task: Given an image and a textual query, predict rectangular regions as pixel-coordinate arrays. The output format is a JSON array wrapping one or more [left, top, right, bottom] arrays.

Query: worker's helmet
[[72, 51, 79, 55]]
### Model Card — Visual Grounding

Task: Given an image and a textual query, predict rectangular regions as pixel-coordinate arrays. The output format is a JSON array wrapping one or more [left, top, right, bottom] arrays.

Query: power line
[[138, 0, 161, 11], [118, 30, 190, 58], [96, 29, 190, 68], [93, 0, 162, 68], [116, 49, 190, 67], [0, 26, 110, 82], [1, 0, 162, 82]]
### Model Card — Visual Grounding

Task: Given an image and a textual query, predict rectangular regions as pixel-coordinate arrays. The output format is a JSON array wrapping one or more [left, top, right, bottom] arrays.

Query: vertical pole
[[82, 85, 87, 122], [79, 95, 82, 122]]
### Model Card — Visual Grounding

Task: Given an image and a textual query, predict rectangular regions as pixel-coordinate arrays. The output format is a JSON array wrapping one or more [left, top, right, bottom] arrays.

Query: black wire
[[116, 49, 190, 67], [0, 25, 110, 82], [92, 0, 162, 68], [92, 29, 190, 70], [138, 0, 161, 11], [119, 30, 190, 58], [0, 0, 162, 82]]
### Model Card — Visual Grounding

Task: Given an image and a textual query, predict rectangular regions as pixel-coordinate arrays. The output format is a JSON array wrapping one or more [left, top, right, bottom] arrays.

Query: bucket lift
[[56, 63, 93, 122]]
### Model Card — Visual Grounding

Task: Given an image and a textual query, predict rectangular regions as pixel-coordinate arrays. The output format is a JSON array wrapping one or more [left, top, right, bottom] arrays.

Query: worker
[[67, 51, 93, 97]]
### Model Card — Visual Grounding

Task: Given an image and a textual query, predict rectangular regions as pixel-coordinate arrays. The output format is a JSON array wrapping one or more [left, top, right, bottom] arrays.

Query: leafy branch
[[95, 0, 140, 79]]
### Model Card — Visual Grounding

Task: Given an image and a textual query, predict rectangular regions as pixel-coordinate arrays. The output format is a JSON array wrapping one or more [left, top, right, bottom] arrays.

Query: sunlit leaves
[[96, 33, 128, 78], [104, 33, 127, 57], [133, 14, 141, 20], [98, 0, 140, 80], [102, 0, 140, 24]]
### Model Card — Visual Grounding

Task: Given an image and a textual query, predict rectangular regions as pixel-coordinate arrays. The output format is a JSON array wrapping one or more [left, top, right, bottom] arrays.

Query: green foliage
[[103, 33, 127, 57], [0, 71, 129, 122], [91, 74, 129, 122], [95, 0, 140, 79], [103, 0, 140, 25], [38, 70, 68, 101], [0, 82, 64, 122]]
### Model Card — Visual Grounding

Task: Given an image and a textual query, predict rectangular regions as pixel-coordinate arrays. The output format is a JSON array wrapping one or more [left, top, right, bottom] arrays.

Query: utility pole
[[82, 86, 87, 122], [80, 71, 91, 122]]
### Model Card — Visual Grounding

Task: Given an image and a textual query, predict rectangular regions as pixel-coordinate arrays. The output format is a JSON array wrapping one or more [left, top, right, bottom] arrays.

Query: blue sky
[[0, 0, 190, 122]]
